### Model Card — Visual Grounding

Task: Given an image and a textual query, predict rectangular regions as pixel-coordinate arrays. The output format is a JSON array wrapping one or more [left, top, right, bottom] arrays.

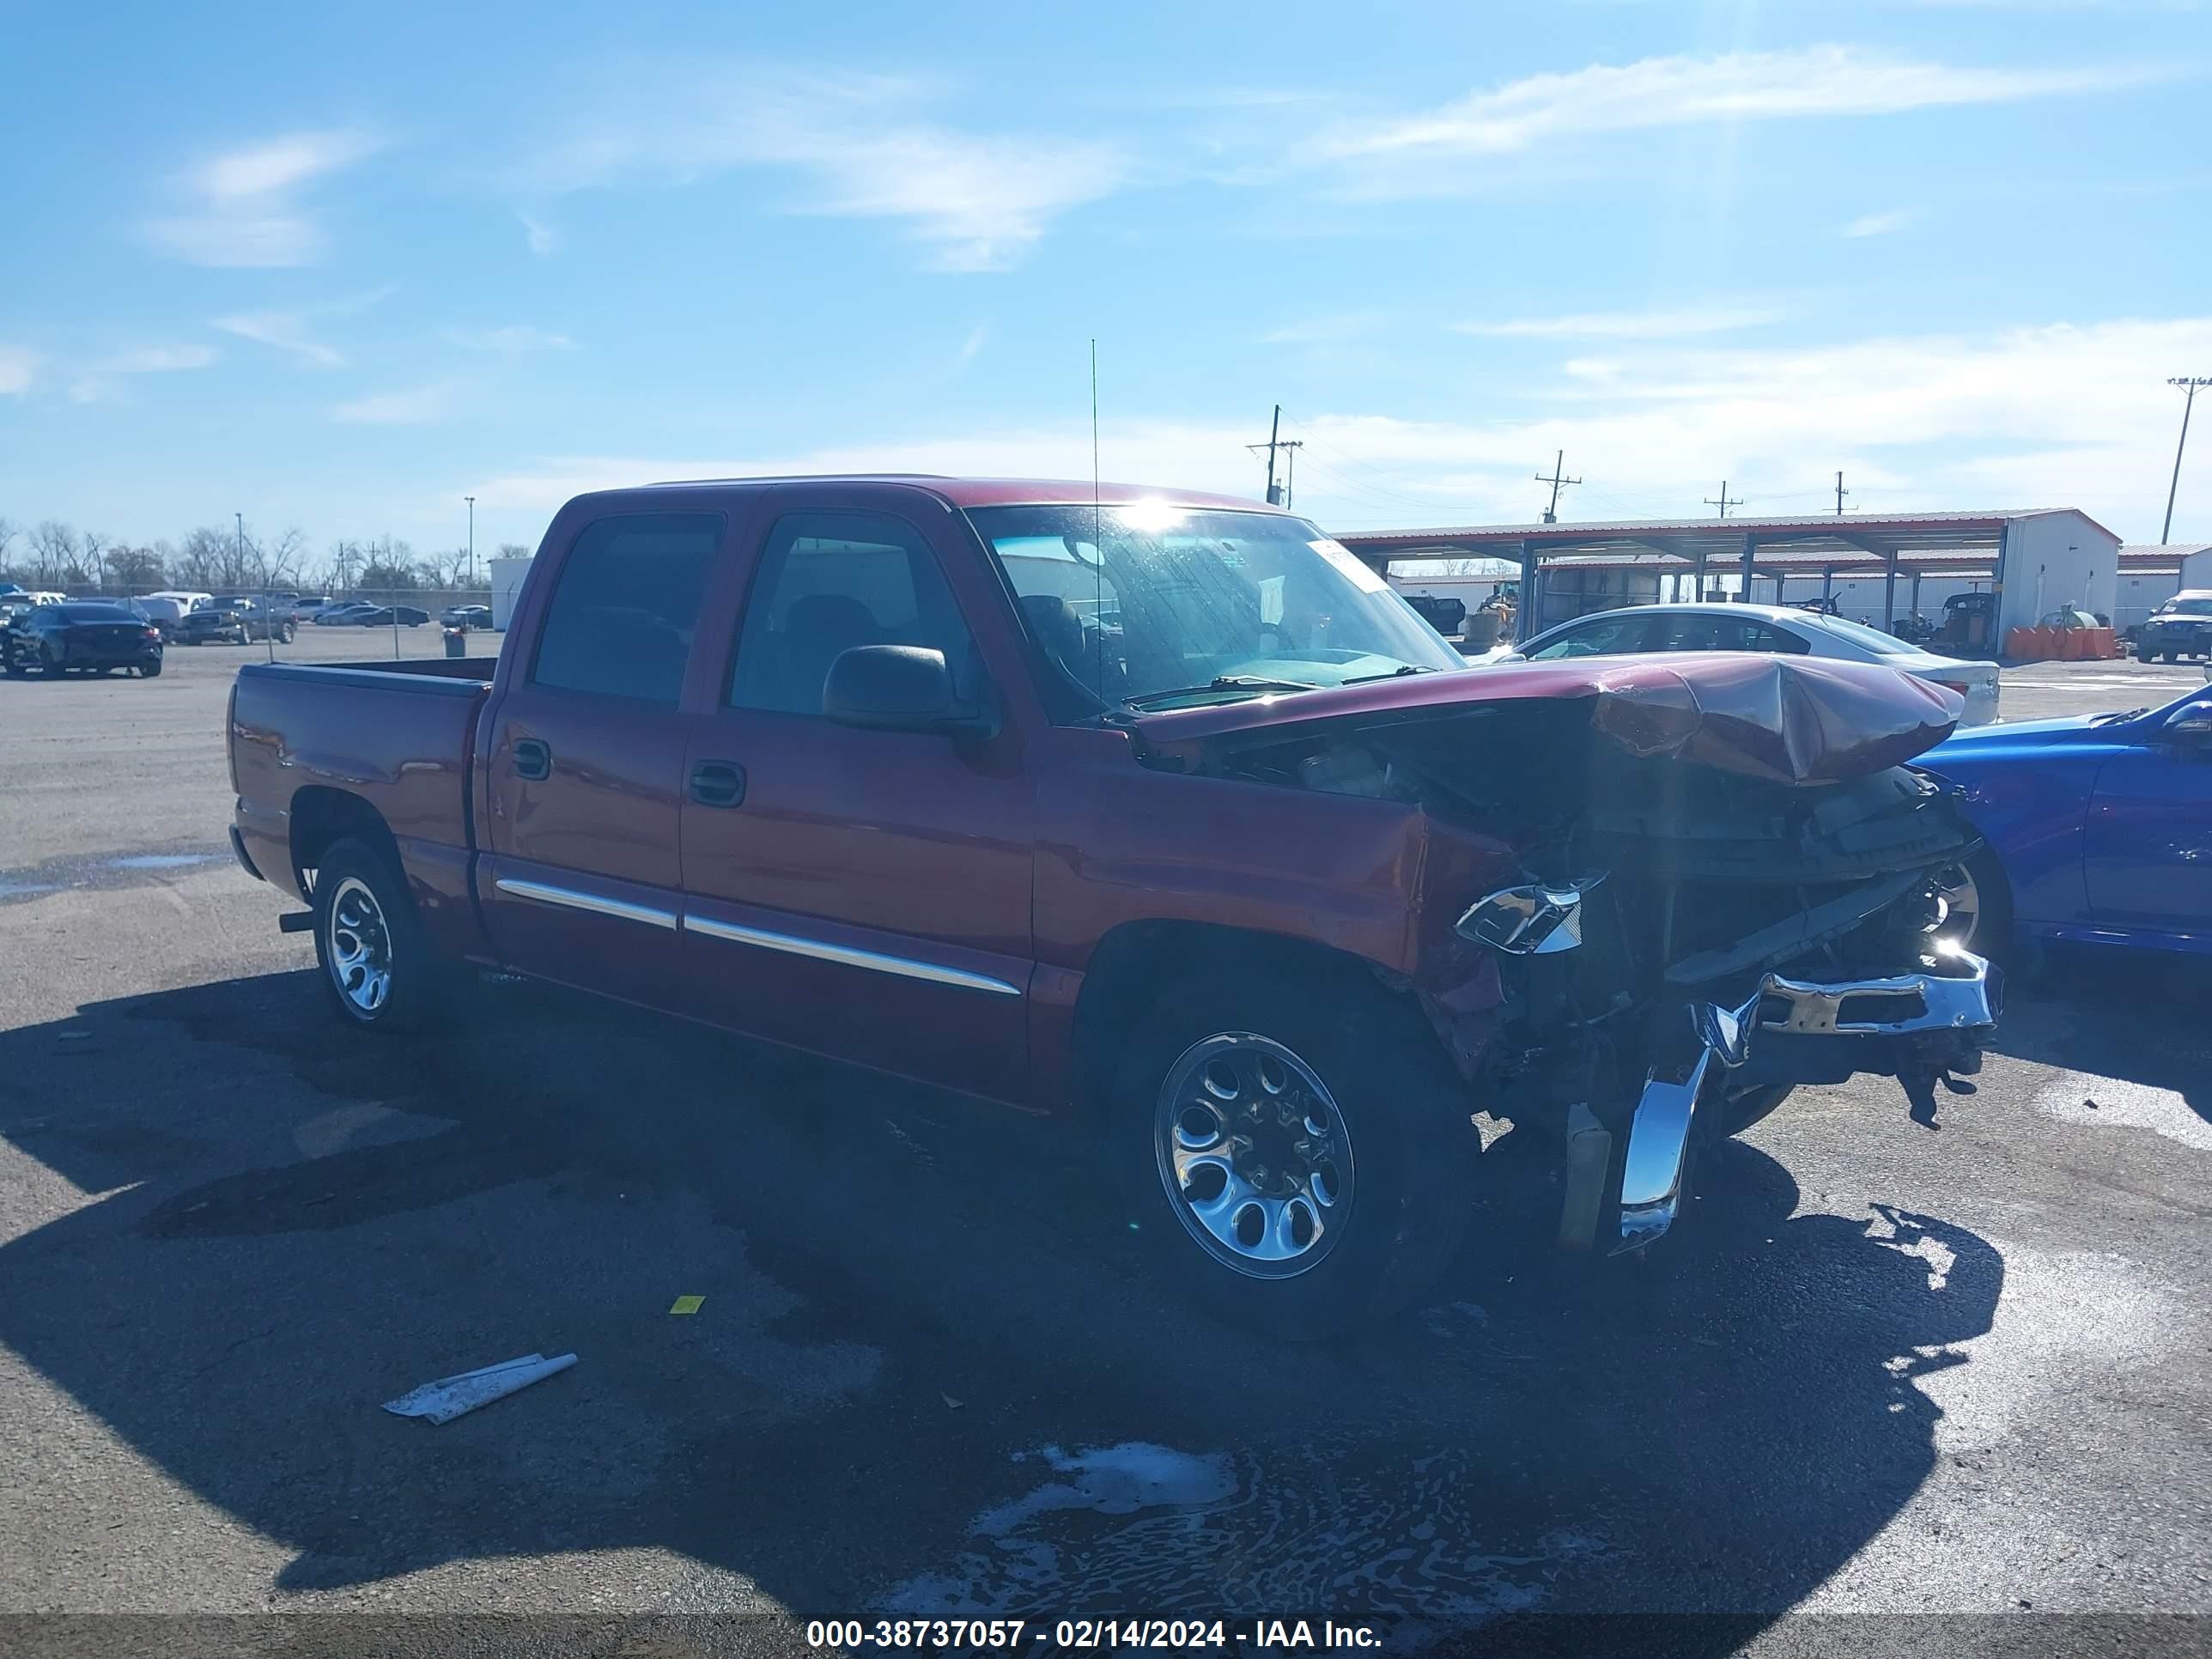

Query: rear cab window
[[529, 514, 722, 703]]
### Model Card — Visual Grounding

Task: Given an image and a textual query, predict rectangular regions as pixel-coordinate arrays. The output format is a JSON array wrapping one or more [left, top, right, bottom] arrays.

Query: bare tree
[[29, 521, 77, 586], [172, 526, 232, 590], [495, 542, 531, 559], [102, 544, 167, 591], [0, 518, 20, 580], [265, 527, 309, 590]]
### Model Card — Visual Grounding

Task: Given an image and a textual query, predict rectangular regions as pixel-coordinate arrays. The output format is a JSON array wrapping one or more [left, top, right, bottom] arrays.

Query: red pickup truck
[[227, 477, 1998, 1334]]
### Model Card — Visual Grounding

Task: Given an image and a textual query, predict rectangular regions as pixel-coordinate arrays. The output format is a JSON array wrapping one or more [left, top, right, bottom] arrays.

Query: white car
[[1498, 602, 2002, 726], [135, 591, 216, 635]]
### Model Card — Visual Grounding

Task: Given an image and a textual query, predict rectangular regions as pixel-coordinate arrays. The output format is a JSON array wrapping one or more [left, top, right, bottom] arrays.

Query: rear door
[[675, 491, 1036, 1103], [478, 510, 726, 1007]]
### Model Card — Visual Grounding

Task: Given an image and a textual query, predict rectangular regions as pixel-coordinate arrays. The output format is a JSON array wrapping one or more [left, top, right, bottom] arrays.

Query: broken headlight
[[1457, 876, 1607, 956]]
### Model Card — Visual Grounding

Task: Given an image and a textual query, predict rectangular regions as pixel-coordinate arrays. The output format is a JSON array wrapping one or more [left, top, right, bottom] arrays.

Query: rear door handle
[[513, 738, 552, 781], [689, 760, 745, 807]]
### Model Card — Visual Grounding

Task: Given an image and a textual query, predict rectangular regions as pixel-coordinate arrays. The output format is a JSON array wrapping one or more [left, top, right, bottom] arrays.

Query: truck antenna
[[1091, 338, 1106, 715]]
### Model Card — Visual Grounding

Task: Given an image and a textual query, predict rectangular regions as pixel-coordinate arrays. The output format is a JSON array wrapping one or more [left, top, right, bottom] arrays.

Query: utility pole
[[465, 495, 476, 590], [1278, 441, 1303, 510], [1534, 450, 1581, 523], [1704, 481, 1743, 519], [2164, 377, 2211, 544], [1834, 471, 1851, 516], [1248, 404, 1291, 505]]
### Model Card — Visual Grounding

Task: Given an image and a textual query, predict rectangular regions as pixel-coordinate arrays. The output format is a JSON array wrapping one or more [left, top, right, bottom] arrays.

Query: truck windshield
[[966, 503, 1463, 712]]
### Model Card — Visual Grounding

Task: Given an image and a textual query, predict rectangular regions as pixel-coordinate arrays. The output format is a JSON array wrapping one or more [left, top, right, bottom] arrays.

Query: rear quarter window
[[529, 513, 723, 703]]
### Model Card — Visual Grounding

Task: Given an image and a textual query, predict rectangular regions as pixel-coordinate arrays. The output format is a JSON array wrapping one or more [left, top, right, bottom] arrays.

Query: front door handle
[[513, 738, 552, 781], [689, 760, 745, 807]]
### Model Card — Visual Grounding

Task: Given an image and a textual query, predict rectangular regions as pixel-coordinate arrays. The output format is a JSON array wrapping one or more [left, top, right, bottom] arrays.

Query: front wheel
[[309, 837, 451, 1032], [1111, 969, 1479, 1340], [1936, 844, 2013, 965], [40, 649, 66, 678]]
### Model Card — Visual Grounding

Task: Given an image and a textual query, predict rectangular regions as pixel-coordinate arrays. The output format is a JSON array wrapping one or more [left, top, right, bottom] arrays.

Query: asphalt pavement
[[2, 642, 2208, 1657]]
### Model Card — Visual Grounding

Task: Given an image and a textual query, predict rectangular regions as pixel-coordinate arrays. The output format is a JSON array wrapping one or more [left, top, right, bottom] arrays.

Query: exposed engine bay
[[1137, 658, 2001, 1252]]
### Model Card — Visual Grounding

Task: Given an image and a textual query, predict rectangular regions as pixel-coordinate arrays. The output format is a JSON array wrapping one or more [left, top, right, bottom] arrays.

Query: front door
[[2083, 695, 2212, 936], [677, 497, 1036, 1102], [480, 510, 725, 1008]]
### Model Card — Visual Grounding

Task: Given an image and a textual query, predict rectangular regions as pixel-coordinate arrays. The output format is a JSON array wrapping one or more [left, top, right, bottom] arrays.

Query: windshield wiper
[[1119, 675, 1317, 710], [1340, 664, 1439, 684], [2091, 707, 2149, 725]]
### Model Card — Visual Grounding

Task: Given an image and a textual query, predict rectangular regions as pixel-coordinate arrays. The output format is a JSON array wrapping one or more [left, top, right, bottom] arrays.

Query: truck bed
[[228, 657, 495, 921]]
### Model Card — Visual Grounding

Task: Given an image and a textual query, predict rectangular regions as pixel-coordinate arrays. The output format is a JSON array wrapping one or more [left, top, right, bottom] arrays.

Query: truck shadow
[[0, 969, 2003, 1648]]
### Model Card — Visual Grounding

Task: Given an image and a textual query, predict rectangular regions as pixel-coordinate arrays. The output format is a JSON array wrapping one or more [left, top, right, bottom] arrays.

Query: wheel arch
[[1066, 920, 1420, 1121], [288, 787, 399, 899]]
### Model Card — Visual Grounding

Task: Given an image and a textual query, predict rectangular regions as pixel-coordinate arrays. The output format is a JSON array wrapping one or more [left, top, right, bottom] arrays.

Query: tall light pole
[[2164, 377, 2211, 544], [465, 495, 476, 590]]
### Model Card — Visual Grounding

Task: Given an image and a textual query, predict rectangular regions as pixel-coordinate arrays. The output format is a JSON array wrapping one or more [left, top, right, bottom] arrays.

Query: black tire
[[3, 654, 24, 678], [1109, 967, 1480, 1340], [279, 622, 296, 645], [40, 648, 65, 678], [1719, 1084, 1794, 1137], [308, 836, 453, 1033], [141, 658, 162, 678]]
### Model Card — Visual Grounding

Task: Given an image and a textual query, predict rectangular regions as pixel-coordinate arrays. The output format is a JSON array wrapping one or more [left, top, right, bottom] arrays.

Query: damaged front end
[[1139, 653, 2001, 1257]]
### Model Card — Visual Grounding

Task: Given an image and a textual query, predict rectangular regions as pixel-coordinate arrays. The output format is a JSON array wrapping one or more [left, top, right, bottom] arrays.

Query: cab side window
[[530, 514, 721, 703], [727, 512, 981, 716]]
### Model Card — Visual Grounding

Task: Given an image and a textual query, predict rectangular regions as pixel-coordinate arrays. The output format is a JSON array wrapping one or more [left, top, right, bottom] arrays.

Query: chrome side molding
[[492, 877, 679, 931], [684, 914, 1024, 998]]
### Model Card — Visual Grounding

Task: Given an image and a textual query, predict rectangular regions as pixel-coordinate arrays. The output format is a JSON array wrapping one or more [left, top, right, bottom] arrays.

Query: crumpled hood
[[1129, 652, 1962, 786]]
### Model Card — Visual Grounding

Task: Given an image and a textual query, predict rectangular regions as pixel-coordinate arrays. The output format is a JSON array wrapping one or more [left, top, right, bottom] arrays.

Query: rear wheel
[[40, 648, 65, 678], [141, 658, 162, 678], [309, 837, 451, 1033], [1111, 968, 1479, 1339]]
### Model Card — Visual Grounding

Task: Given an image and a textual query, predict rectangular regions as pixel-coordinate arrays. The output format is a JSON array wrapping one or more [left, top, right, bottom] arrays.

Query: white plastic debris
[[382, 1352, 576, 1425]]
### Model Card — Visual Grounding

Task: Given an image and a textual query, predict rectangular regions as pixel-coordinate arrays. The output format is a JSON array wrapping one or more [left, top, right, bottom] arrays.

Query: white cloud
[[66, 343, 219, 404], [1259, 311, 1391, 346], [519, 65, 1127, 270], [519, 211, 558, 256], [1456, 307, 1783, 340], [445, 325, 574, 352], [1308, 48, 2160, 192], [1844, 208, 1917, 239], [459, 315, 2212, 542], [956, 324, 989, 367], [332, 383, 456, 425], [214, 289, 388, 368], [146, 128, 381, 267], [0, 345, 37, 395], [215, 312, 345, 368]]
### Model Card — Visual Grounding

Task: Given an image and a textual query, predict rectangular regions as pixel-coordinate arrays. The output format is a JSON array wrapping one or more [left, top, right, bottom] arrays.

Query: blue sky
[[3, 0, 2208, 568]]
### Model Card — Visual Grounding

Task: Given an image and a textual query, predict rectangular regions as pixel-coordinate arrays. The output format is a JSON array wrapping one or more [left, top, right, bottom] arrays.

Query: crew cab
[[226, 477, 1998, 1334]]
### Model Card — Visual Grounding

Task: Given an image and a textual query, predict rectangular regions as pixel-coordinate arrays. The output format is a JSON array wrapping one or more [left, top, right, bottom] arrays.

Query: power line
[[1534, 450, 1581, 524], [1704, 479, 1744, 519], [2165, 376, 2210, 544]]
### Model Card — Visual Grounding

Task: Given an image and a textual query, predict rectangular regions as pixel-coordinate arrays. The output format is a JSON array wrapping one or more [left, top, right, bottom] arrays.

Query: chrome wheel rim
[[1154, 1032, 1353, 1279], [325, 876, 393, 1016], [1934, 862, 1982, 950]]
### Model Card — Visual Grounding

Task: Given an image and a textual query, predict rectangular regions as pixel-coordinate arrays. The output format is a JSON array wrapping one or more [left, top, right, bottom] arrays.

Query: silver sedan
[[1494, 602, 2002, 725]]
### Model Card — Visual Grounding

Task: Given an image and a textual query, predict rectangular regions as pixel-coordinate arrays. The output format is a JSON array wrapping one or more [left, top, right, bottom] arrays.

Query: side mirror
[[823, 645, 999, 741]]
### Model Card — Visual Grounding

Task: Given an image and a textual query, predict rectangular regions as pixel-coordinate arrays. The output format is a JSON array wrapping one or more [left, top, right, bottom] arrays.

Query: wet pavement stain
[[0, 846, 231, 903]]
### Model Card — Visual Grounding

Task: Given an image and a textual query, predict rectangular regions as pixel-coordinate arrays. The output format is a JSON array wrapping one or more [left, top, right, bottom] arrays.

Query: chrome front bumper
[[1616, 948, 1998, 1250]]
